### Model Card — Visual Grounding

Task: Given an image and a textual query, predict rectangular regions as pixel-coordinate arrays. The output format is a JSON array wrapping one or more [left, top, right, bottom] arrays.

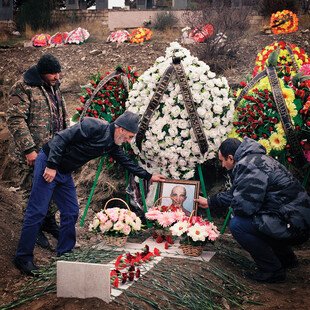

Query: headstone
[[0, 0, 13, 20], [172, 0, 187, 9], [57, 261, 111, 302], [136, 0, 147, 9], [97, 0, 109, 10], [66, 0, 79, 10]]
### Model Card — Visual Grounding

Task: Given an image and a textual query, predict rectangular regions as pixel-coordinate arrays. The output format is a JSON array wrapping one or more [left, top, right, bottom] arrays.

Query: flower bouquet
[[126, 42, 234, 179], [270, 10, 298, 35], [145, 197, 186, 245], [252, 41, 309, 78], [232, 57, 310, 168], [129, 27, 152, 44], [89, 198, 142, 247], [170, 214, 220, 257], [106, 30, 130, 44]]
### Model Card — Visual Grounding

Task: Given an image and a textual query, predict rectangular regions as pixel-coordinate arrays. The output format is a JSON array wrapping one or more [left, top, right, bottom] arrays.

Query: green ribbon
[[139, 178, 152, 228], [220, 207, 233, 234], [197, 164, 212, 221], [79, 156, 105, 227]]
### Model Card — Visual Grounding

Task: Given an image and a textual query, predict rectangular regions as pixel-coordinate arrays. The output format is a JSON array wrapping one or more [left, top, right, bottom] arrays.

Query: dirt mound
[[0, 30, 309, 309]]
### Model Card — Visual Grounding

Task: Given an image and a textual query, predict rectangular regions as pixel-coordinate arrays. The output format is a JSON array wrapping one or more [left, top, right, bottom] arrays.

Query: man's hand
[[25, 151, 37, 166], [150, 174, 166, 183], [43, 167, 56, 183], [194, 196, 209, 209]]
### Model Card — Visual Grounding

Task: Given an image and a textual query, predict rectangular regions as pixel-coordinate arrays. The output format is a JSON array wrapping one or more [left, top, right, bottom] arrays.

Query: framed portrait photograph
[[159, 179, 200, 216]]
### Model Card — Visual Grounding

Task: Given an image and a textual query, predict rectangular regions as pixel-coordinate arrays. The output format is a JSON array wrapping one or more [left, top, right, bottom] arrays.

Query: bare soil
[[0, 29, 309, 309]]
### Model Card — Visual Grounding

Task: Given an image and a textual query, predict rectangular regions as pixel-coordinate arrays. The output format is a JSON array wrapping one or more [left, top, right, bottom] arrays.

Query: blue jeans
[[229, 216, 294, 272], [16, 150, 79, 261]]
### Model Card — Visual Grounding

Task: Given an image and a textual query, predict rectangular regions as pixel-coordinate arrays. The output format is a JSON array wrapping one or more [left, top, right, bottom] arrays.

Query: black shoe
[[280, 256, 299, 269], [36, 230, 50, 249], [13, 257, 39, 276], [245, 269, 286, 283]]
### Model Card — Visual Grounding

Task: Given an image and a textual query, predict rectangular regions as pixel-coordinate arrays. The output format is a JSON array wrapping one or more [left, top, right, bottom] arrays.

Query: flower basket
[[89, 198, 142, 247], [102, 234, 128, 247], [102, 198, 130, 247], [179, 244, 203, 257], [170, 211, 220, 257]]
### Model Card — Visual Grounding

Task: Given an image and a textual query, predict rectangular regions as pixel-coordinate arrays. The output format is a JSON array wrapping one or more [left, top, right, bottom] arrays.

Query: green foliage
[[16, 0, 55, 31], [153, 11, 179, 31], [259, 0, 300, 16]]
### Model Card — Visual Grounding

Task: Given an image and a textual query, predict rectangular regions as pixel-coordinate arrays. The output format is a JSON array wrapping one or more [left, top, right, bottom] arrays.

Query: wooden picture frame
[[159, 179, 200, 216]]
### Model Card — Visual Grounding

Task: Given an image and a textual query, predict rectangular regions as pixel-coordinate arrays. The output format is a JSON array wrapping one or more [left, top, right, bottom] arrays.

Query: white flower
[[126, 42, 234, 179], [170, 221, 189, 236]]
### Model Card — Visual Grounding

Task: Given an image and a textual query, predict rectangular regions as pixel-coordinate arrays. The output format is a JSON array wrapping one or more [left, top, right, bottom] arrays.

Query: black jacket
[[209, 137, 310, 241], [43, 117, 152, 180]]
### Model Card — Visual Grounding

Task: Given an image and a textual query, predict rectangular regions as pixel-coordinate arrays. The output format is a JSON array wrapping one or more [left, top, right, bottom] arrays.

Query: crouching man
[[196, 137, 310, 283]]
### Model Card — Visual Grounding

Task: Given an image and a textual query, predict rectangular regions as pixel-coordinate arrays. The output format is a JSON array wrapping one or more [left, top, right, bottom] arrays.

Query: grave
[[57, 238, 216, 302]]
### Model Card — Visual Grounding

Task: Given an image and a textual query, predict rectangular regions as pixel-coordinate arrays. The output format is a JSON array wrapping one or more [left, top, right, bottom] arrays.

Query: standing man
[[7, 54, 68, 249], [196, 137, 310, 283], [13, 111, 166, 275]]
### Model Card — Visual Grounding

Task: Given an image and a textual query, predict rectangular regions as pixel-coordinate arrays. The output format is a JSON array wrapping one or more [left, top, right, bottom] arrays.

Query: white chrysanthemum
[[126, 42, 234, 178]]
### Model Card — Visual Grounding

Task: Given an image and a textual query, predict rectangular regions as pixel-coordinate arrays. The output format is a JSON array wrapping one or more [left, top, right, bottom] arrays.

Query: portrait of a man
[[160, 179, 200, 215]]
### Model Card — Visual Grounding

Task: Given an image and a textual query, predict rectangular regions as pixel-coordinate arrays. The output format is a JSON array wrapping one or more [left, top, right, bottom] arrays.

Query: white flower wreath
[[126, 42, 234, 179]]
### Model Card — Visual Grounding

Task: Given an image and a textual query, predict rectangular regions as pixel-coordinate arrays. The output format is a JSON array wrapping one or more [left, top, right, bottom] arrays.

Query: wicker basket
[[102, 198, 130, 247], [102, 234, 128, 247], [180, 244, 203, 257]]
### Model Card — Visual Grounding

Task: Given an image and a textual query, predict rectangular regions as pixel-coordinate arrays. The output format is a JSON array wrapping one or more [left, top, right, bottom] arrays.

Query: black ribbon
[[266, 66, 306, 167], [80, 67, 129, 121], [136, 57, 208, 155]]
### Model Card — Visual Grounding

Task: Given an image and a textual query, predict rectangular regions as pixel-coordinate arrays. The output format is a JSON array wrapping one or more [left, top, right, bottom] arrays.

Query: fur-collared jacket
[[7, 65, 69, 156], [209, 137, 310, 241]]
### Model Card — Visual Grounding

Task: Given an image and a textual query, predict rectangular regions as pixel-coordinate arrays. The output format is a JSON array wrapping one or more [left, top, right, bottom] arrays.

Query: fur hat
[[37, 54, 61, 75], [115, 111, 140, 133]]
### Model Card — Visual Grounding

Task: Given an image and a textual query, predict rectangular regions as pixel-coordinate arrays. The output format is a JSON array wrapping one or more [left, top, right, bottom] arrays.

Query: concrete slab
[[57, 261, 111, 302]]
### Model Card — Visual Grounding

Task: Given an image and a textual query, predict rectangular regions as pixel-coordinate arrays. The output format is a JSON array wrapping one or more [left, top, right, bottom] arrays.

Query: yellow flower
[[282, 88, 295, 105], [286, 101, 298, 118], [275, 123, 284, 134], [256, 77, 271, 91], [269, 132, 287, 151], [258, 139, 271, 154], [228, 128, 241, 139]]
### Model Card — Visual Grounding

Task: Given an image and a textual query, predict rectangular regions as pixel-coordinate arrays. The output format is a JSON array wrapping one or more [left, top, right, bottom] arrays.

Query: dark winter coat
[[43, 117, 152, 180], [209, 137, 310, 242], [7, 65, 69, 156]]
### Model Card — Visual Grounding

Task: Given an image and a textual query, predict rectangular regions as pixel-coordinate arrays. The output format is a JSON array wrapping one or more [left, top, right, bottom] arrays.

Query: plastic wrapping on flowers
[[126, 42, 235, 179], [231, 64, 310, 166], [129, 27, 152, 44], [49, 32, 68, 45], [253, 41, 309, 77], [72, 66, 139, 169], [189, 24, 214, 43], [107, 30, 130, 43], [31, 33, 51, 47], [66, 27, 90, 44], [270, 10, 298, 35]]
